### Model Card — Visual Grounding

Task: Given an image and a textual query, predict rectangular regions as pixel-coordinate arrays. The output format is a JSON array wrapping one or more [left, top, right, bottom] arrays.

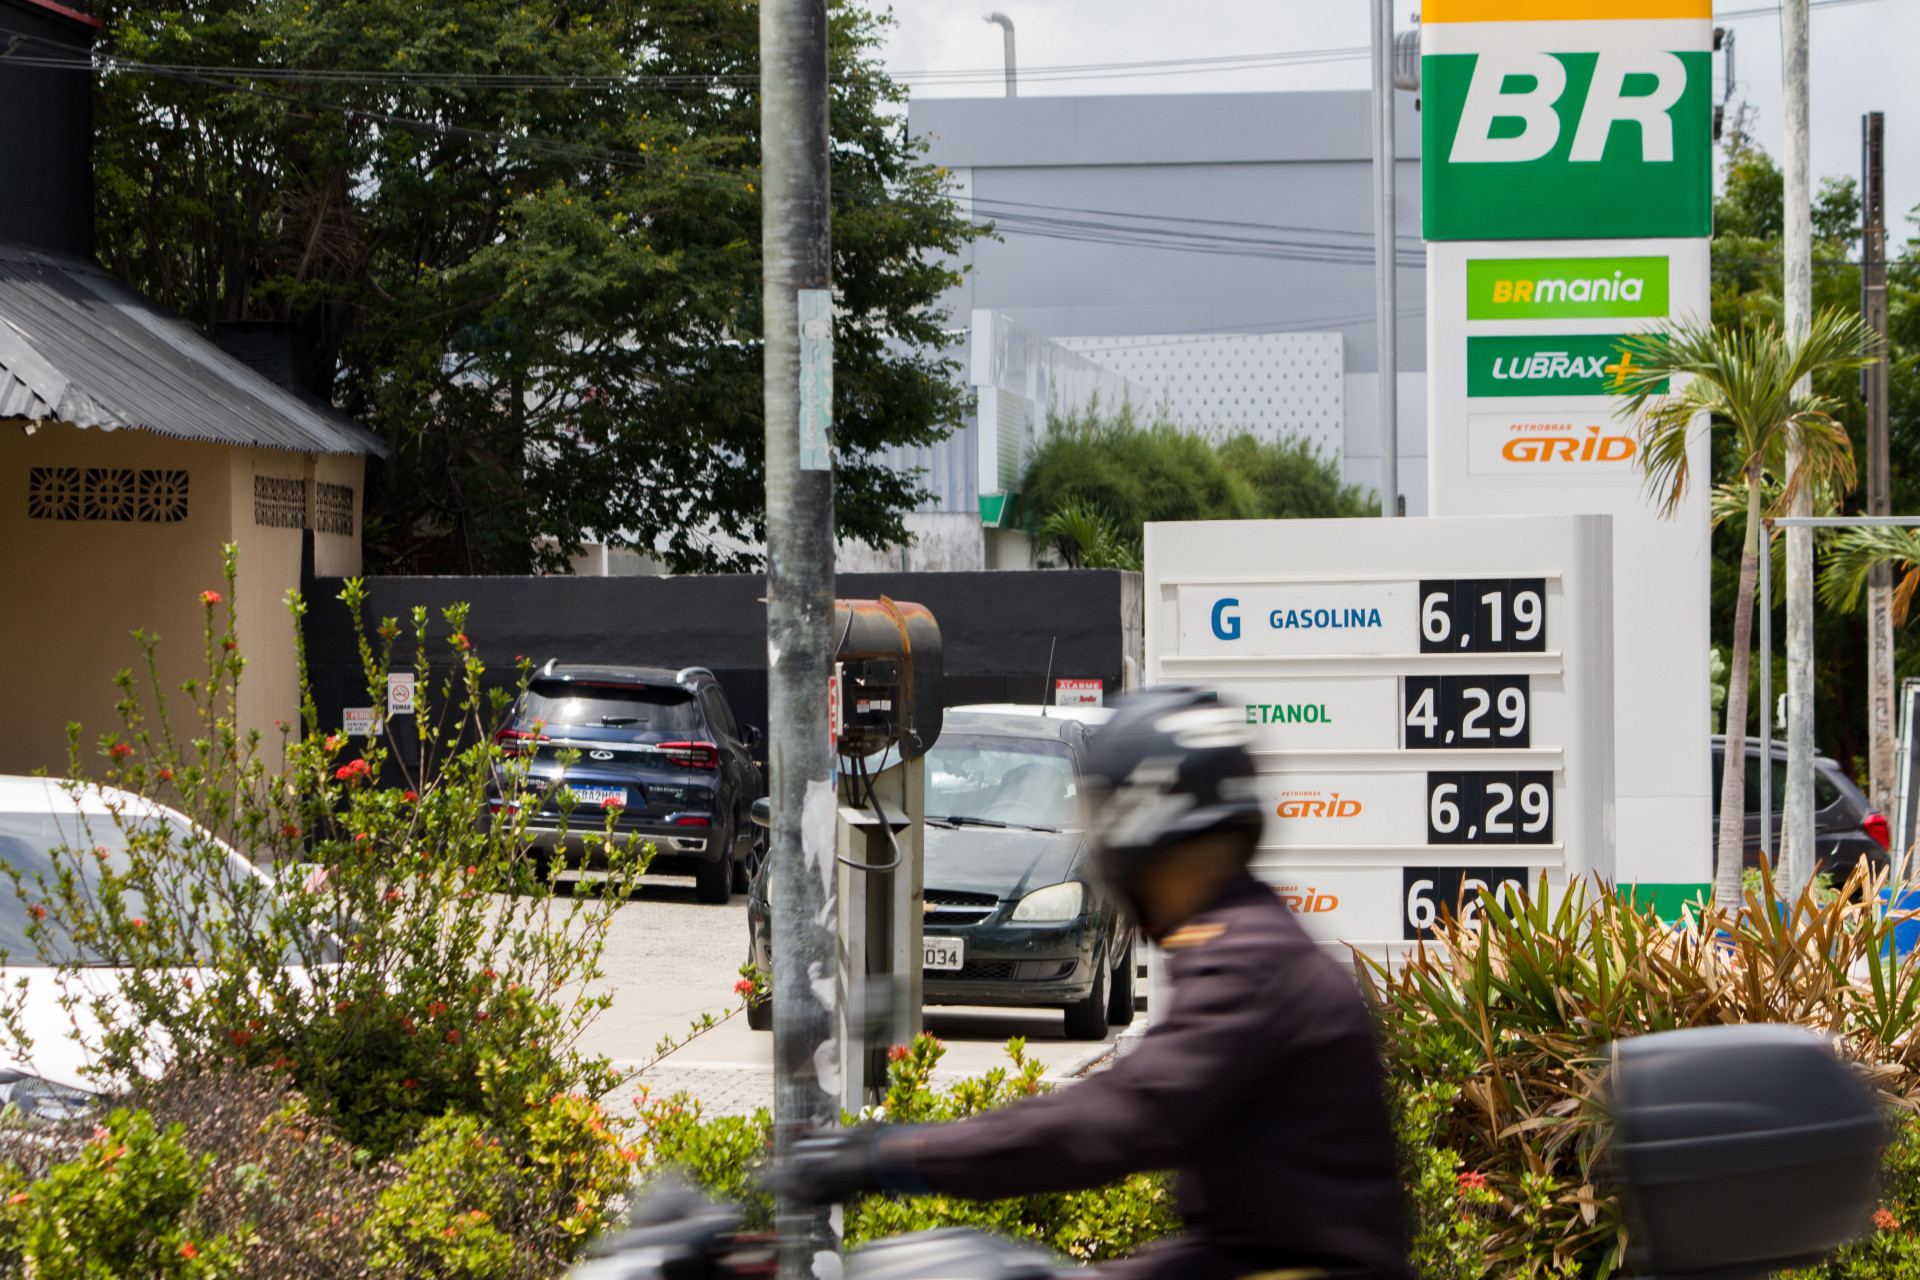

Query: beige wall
[[0, 422, 364, 777]]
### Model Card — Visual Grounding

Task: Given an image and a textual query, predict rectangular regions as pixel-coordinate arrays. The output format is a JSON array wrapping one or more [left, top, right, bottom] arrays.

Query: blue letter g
[[1211, 597, 1241, 641]]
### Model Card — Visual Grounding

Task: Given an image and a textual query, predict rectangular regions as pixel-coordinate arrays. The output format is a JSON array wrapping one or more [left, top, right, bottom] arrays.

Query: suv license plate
[[923, 937, 965, 971], [567, 786, 627, 808]]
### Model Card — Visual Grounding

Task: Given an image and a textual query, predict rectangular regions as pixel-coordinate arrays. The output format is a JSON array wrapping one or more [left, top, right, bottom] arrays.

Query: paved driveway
[[581, 875, 1132, 1116]]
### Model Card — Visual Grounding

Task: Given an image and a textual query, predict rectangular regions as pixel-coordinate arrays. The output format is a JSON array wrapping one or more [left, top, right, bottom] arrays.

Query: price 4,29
[[1427, 771, 1554, 845], [1403, 676, 1530, 749]]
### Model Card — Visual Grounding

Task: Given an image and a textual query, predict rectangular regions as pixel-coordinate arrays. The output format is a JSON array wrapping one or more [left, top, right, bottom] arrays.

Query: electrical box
[[833, 598, 943, 760]]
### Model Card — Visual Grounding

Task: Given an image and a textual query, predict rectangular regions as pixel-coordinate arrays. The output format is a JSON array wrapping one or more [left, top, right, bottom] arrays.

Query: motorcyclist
[[771, 686, 1410, 1280]]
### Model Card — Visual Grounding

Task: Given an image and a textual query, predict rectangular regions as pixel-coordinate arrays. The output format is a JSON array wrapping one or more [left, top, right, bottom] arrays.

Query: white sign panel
[[1217, 678, 1400, 752], [1467, 411, 1639, 477], [342, 707, 378, 738], [1176, 582, 1414, 657], [386, 672, 416, 717], [1146, 515, 1615, 956], [1054, 679, 1104, 707]]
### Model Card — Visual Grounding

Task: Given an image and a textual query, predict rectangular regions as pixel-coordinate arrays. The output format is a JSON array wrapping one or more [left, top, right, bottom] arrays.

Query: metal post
[[1864, 112, 1895, 814], [1761, 522, 1772, 873], [1781, 0, 1815, 899], [1371, 0, 1398, 518], [761, 0, 839, 1268], [985, 14, 1016, 98]]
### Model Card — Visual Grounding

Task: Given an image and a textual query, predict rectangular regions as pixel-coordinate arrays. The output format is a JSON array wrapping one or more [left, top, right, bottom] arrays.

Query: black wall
[[302, 570, 1142, 761], [0, 0, 96, 259]]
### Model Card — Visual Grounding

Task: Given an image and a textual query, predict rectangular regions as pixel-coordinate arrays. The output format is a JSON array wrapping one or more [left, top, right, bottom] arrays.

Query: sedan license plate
[[923, 937, 965, 971], [566, 785, 628, 809]]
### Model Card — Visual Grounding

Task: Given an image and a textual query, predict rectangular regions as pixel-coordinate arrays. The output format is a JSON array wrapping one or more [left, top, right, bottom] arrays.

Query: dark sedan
[[1711, 735, 1891, 884], [747, 709, 1134, 1040]]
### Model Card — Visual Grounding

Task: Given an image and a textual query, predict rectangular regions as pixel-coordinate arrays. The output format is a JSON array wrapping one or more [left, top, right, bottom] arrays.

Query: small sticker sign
[[386, 672, 416, 717], [342, 707, 379, 738], [1054, 679, 1104, 707]]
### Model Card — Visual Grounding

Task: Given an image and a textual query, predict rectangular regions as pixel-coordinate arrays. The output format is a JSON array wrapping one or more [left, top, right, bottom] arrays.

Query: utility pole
[[985, 13, 1016, 98], [761, 0, 839, 1271], [1781, 0, 1815, 897], [1864, 111, 1894, 815], [1371, 0, 1398, 518]]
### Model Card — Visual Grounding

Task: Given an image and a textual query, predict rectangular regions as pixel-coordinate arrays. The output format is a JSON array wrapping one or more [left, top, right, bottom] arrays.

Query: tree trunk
[[1716, 469, 1763, 911]]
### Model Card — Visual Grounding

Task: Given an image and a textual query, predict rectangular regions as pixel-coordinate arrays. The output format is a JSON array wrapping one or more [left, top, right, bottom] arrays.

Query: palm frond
[[1819, 526, 1920, 620]]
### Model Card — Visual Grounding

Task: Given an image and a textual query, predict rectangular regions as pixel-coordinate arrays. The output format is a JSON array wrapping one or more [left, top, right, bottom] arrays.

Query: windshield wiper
[[601, 716, 640, 726], [930, 814, 1007, 828]]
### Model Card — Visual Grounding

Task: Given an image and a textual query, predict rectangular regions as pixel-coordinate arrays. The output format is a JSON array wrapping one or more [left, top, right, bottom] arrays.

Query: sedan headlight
[[0, 1072, 96, 1123], [1011, 881, 1086, 923]]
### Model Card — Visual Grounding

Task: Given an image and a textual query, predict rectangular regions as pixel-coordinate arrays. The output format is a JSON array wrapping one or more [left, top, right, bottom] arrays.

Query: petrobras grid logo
[[1467, 411, 1639, 477], [1421, 2, 1713, 241]]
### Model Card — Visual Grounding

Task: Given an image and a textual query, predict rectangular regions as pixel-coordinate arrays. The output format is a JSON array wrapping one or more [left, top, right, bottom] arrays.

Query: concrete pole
[[985, 14, 1016, 98], [1864, 112, 1895, 814], [1371, 0, 1398, 518], [1781, 0, 1816, 898], [761, 0, 840, 1270]]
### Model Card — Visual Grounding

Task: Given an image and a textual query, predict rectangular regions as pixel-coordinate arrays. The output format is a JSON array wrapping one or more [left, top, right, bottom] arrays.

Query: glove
[[764, 1128, 888, 1206]]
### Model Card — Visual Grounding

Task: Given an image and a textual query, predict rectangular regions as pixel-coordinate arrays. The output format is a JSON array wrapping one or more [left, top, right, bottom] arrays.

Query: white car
[[948, 702, 1115, 727], [0, 775, 286, 1120]]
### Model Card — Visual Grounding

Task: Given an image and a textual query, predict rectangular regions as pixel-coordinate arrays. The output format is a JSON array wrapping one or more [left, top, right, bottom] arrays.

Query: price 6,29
[[1427, 771, 1554, 845], [1419, 579, 1546, 654]]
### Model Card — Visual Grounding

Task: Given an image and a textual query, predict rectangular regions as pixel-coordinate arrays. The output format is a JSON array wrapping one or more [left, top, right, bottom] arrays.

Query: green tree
[[1614, 311, 1873, 909], [93, 0, 982, 573]]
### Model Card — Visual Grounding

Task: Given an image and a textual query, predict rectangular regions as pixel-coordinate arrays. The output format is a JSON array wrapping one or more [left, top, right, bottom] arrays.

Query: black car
[[746, 709, 1134, 1040], [1710, 736, 1891, 884], [495, 663, 763, 903]]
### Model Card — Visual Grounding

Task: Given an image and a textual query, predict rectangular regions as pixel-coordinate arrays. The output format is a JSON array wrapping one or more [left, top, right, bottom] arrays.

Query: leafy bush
[[634, 1034, 1180, 1260], [1364, 871, 1920, 1280], [0, 1107, 240, 1278], [1016, 407, 1375, 566], [10, 550, 644, 1156]]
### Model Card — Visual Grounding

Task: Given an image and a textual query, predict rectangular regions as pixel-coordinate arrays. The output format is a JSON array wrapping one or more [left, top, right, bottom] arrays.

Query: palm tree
[[1821, 526, 1920, 626], [1612, 311, 1873, 910]]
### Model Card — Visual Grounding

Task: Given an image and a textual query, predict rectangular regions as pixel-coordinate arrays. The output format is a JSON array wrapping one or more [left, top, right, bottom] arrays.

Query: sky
[[881, 0, 1920, 243]]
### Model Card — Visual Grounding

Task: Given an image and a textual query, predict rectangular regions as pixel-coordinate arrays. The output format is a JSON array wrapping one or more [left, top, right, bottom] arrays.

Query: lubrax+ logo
[[1467, 335, 1666, 397]]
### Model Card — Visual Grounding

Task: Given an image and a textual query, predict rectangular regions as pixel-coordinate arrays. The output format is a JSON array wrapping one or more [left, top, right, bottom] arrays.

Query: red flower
[[428, 1002, 449, 1017], [335, 759, 371, 782], [5, 1191, 27, 1206], [108, 744, 132, 760], [475, 1011, 490, 1022], [229, 1029, 253, 1047], [734, 978, 756, 998], [199, 591, 221, 607], [445, 1029, 461, 1045], [272, 1057, 294, 1071], [481, 968, 496, 980], [385, 889, 402, 902], [464, 865, 478, 876], [156, 768, 173, 781], [1875, 1209, 1900, 1231], [179, 1242, 199, 1260], [452, 633, 471, 650], [27, 905, 44, 921], [401, 1079, 417, 1090], [130, 918, 144, 930], [403, 790, 418, 802], [602, 798, 624, 812], [280, 822, 300, 838], [1457, 1171, 1489, 1191], [335, 1001, 352, 1012], [887, 1044, 910, 1063], [354, 833, 371, 843]]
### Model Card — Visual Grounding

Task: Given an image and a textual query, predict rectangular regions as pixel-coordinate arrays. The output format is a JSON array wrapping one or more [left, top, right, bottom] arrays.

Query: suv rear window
[[521, 680, 702, 732]]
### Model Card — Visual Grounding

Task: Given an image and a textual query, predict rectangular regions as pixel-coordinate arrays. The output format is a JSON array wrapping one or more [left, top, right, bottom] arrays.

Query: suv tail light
[[656, 741, 719, 769], [674, 815, 711, 827], [495, 728, 545, 758], [1864, 812, 1892, 851]]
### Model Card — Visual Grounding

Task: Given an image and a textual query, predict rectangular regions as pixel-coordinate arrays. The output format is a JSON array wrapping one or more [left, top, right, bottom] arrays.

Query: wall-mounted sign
[[1054, 679, 1104, 707], [1147, 515, 1615, 958], [342, 707, 379, 738], [386, 672, 416, 717]]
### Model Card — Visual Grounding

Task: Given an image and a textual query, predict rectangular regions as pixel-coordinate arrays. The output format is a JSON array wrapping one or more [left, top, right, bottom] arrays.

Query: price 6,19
[[1426, 771, 1554, 845], [1419, 578, 1546, 654], [1403, 675, 1530, 749]]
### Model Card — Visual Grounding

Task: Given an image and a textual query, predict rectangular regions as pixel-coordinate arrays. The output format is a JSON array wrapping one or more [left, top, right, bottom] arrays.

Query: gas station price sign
[[1145, 515, 1615, 956]]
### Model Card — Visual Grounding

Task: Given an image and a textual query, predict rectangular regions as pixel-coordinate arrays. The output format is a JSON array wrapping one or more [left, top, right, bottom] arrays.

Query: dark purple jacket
[[881, 874, 1409, 1280]]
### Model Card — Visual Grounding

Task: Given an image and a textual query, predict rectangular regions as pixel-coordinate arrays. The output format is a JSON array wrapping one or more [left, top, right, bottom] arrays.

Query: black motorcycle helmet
[[1083, 686, 1264, 924]]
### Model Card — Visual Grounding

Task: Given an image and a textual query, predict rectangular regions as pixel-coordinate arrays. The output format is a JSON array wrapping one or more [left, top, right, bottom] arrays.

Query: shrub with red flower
[[1875, 1208, 1900, 1231], [335, 758, 372, 783], [198, 590, 221, 606], [1457, 1170, 1489, 1191], [108, 743, 132, 760]]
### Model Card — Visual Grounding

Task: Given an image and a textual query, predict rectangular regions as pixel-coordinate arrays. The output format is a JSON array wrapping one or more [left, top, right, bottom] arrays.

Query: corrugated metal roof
[[0, 244, 386, 456]]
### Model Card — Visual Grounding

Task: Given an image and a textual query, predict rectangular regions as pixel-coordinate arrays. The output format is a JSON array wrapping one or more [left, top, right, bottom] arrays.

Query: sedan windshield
[[0, 810, 271, 963], [926, 735, 1081, 829]]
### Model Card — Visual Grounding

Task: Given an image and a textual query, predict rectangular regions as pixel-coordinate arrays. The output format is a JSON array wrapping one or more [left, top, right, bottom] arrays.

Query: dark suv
[[496, 663, 763, 903], [1710, 736, 1891, 884]]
